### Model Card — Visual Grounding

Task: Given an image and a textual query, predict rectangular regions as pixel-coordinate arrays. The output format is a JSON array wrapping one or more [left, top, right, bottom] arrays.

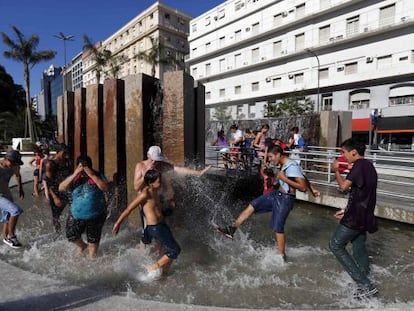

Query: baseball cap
[[147, 146, 165, 161], [5, 150, 24, 165]]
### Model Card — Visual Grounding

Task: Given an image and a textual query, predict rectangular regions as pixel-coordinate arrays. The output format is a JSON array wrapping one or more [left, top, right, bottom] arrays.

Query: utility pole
[[305, 48, 320, 112], [54, 32, 74, 92]]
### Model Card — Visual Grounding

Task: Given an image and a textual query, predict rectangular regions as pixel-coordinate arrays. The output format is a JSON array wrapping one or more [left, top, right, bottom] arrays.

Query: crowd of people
[[0, 136, 379, 298]]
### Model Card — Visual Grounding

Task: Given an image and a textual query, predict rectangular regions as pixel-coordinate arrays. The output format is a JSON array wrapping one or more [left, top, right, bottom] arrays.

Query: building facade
[[82, 2, 191, 86], [39, 64, 63, 118], [64, 52, 83, 92], [187, 0, 414, 146]]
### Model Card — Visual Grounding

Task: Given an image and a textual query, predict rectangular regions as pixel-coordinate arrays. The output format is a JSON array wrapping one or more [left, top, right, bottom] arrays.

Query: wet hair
[[230, 124, 238, 130], [144, 169, 161, 186], [217, 130, 225, 137], [261, 124, 270, 130], [268, 144, 284, 156], [341, 138, 366, 156], [264, 137, 274, 148], [290, 126, 299, 133], [76, 155, 92, 167], [263, 167, 275, 178]]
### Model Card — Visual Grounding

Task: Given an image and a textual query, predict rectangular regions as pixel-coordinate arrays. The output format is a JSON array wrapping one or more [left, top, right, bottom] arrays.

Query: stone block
[[85, 85, 103, 172], [73, 88, 86, 161]]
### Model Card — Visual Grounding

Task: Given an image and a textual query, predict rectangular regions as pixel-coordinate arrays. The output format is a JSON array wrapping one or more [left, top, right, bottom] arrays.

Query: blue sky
[[0, 0, 223, 95]]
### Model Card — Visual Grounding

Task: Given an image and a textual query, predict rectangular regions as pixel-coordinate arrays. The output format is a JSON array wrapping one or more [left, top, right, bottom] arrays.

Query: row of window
[[191, 3, 398, 61]]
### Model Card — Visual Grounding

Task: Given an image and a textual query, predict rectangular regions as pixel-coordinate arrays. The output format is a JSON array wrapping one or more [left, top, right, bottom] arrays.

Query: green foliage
[[265, 90, 314, 118], [212, 106, 232, 121], [134, 37, 182, 77]]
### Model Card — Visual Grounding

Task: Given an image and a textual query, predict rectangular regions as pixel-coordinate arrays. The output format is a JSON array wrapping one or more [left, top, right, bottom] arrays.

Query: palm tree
[[134, 37, 181, 77], [83, 35, 112, 84], [105, 54, 128, 79], [1, 25, 56, 142]]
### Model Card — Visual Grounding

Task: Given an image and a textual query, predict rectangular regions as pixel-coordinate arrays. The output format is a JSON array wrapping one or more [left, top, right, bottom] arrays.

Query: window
[[234, 53, 242, 66], [252, 22, 260, 35], [399, 56, 408, 62], [349, 89, 370, 109], [319, 25, 330, 44], [379, 4, 395, 27], [192, 47, 197, 55], [237, 105, 243, 118], [296, 3, 305, 19], [273, 41, 282, 56], [205, 17, 211, 26], [272, 77, 281, 88], [206, 91, 211, 100], [251, 47, 260, 63], [389, 84, 414, 106], [345, 62, 358, 75], [319, 68, 329, 79], [192, 67, 198, 77], [346, 16, 359, 36], [219, 88, 225, 97], [235, 85, 241, 94], [377, 55, 392, 69], [219, 58, 226, 72], [205, 63, 211, 76], [248, 103, 255, 118], [219, 36, 225, 47], [235, 1, 244, 11], [191, 23, 197, 33], [273, 14, 282, 26], [218, 9, 225, 19], [295, 33, 304, 51], [294, 73, 304, 84], [252, 82, 259, 91], [235, 29, 242, 41], [205, 42, 211, 52], [322, 94, 333, 111]]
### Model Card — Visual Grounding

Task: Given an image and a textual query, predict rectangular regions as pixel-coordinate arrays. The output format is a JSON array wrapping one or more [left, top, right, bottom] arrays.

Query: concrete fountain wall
[[56, 71, 205, 222]]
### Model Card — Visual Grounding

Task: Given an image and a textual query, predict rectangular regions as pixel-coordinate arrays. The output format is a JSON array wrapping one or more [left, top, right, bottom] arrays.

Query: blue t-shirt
[[280, 160, 304, 193], [70, 172, 107, 220]]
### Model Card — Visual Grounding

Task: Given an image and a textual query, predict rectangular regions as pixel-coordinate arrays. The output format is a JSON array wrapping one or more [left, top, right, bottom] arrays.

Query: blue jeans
[[329, 224, 372, 287]]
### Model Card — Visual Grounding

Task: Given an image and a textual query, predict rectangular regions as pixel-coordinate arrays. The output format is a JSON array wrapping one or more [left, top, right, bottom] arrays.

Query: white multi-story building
[[83, 1, 191, 86], [187, 0, 414, 145], [66, 52, 83, 91]]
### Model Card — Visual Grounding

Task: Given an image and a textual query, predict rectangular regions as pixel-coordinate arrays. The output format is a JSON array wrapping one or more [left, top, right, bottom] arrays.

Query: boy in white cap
[[0, 150, 24, 248]]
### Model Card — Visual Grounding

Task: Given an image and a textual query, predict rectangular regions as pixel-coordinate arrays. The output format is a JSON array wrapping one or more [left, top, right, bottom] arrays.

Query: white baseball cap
[[147, 146, 165, 161]]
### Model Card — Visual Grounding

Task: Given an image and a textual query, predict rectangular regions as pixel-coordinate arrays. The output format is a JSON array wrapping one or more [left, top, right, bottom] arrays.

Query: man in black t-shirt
[[330, 138, 378, 299]]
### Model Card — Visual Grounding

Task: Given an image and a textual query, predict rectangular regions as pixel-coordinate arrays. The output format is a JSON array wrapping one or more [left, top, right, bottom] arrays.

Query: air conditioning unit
[[214, 16, 218, 21], [243, 61, 248, 65], [288, 74, 294, 79], [366, 57, 374, 63], [282, 11, 288, 17], [227, 66, 232, 70], [401, 16, 408, 22], [281, 50, 287, 54], [337, 65, 345, 72], [261, 57, 266, 61], [329, 37, 335, 42], [363, 27, 369, 32], [265, 77, 271, 82], [336, 35, 343, 40], [245, 27, 251, 31]]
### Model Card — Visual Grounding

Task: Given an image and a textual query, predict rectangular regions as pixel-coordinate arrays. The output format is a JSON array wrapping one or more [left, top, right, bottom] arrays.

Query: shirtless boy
[[112, 169, 181, 282]]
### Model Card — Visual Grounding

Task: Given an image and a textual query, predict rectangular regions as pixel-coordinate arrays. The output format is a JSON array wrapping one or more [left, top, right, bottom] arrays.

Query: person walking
[[330, 138, 379, 299], [0, 150, 24, 248]]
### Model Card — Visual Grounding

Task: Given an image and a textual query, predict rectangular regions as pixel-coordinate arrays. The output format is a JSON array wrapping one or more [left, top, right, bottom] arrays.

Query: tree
[[265, 90, 314, 118], [105, 53, 128, 79], [212, 106, 232, 121], [0, 65, 26, 114], [83, 35, 112, 84], [1, 26, 56, 142], [134, 37, 181, 77]]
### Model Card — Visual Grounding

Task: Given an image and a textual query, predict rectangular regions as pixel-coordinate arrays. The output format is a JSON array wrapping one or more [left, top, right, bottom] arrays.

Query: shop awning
[[377, 116, 414, 133], [352, 118, 370, 132]]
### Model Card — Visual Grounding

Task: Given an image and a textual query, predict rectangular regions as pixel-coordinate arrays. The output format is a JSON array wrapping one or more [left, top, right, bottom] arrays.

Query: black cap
[[5, 150, 23, 165]]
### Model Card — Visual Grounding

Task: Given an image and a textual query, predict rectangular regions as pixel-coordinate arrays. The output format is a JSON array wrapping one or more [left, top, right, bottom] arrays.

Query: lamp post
[[54, 32, 74, 92], [305, 48, 320, 112]]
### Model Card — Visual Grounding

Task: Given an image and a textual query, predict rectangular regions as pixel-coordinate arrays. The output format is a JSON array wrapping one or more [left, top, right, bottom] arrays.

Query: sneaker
[[353, 285, 378, 299], [217, 226, 237, 240], [3, 236, 22, 249], [138, 268, 163, 283]]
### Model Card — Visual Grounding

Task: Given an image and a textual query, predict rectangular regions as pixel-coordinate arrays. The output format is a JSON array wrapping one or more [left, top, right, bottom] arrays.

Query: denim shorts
[[251, 190, 295, 233], [145, 222, 181, 259], [0, 196, 23, 223]]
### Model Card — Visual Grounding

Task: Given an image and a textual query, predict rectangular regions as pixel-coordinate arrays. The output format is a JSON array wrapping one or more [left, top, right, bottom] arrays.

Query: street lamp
[[305, 48, 320, 112], [54, 32, 74, 92]]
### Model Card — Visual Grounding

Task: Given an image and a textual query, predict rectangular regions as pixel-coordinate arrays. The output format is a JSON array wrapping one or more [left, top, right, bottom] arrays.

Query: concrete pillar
[[319, 111, 352, 147], [73, 88, 87, 162], [85, 85, 103, 172], [103, 79, 126, 209], [163, 71, 196, 166]]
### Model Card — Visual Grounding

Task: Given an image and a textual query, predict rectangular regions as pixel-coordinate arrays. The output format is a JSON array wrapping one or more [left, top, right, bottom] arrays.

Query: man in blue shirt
[[59, 155, 108, 258], [218, 145, 307, 261]]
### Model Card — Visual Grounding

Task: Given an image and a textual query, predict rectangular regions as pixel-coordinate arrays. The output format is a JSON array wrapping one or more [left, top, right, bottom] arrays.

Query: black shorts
[[33, 169, 40, 177], [66, 212, 106, 244]]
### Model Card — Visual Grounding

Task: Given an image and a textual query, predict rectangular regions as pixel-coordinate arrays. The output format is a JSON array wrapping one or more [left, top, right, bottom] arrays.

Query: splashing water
[[0, 179, 413, 309]]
